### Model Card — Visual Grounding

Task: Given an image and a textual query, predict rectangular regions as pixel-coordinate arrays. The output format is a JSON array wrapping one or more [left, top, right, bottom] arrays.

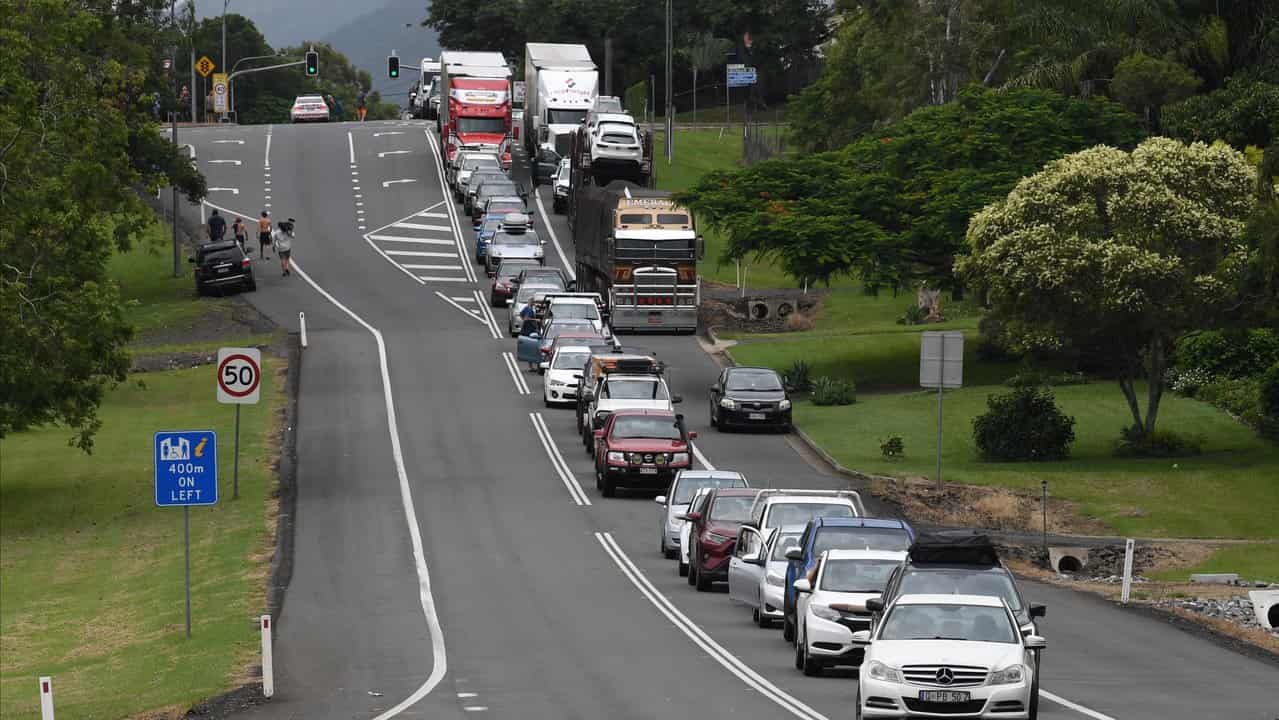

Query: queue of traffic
[[433, 40, 1048, 719]]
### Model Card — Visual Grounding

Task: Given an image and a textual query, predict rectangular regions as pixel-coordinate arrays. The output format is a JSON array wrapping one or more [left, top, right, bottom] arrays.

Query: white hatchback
[[794, 549, 906, 676], [544, 345, 592, 407]]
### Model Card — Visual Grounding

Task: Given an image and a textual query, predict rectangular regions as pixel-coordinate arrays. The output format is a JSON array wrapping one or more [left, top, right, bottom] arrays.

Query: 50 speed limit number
[[216, 347, 261, 404]]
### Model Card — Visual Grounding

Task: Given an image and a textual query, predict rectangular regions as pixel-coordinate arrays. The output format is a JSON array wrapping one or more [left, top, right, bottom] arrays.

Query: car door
[[516, 325, 543, 364], [729, 526, 768, 606], [796, 555, 822, 629], [709, 369, 725, 416]]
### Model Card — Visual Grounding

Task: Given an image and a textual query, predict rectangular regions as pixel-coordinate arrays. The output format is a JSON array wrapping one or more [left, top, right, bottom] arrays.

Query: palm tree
[[681, 33, 732, 122]]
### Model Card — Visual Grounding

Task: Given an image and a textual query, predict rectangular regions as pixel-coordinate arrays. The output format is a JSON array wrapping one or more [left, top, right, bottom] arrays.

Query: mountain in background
[[321, 0, 441, 98], [193, 0, 371, 48]]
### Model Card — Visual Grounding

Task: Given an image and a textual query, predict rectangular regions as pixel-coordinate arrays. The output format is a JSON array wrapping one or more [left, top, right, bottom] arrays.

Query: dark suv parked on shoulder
[[191, 241, 255, 295]]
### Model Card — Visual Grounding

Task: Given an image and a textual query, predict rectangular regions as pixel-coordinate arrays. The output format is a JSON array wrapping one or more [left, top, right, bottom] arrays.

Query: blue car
[[475, 216, 502, 263], [781, 516, 915, 642]]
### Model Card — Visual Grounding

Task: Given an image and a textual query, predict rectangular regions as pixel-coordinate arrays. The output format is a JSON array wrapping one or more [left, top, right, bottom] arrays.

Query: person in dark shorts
[[273, 219, 295, 276], [357, 89, 368, 122], [257, 211, 273, 258], [232, 216, 249, 252], [206, 208, 226, 242]]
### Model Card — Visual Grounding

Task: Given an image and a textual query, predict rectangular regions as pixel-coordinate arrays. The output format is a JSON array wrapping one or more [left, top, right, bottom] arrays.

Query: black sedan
[[191, 240, 255, 295], [709, 366, 792, 432]]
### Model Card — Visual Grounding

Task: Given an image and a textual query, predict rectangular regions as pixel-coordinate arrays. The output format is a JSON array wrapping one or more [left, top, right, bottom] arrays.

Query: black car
[[464, 170, 510, 214], [709, 366, 791, 432], [191, 241, 255, 295], [471, 180, 523, 223]]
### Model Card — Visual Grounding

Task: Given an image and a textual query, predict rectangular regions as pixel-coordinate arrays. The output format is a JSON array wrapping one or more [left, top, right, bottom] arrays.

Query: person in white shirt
[[273, 219, 295, 276]]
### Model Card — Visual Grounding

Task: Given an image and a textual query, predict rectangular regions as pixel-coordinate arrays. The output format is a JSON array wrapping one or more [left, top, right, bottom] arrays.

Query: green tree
[[1163, 79, 1279, 151], [1110, 52, 1200, 132], [958, 138, 1262, 441], [1, 0, 204, 450], [679, 33, 732, 122]]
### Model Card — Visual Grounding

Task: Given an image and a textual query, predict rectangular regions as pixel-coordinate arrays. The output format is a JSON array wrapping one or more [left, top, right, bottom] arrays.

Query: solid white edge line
[[424, 130, 478, 284], [690, 442, 715, 471], [1039, 691, 1118, 720], [472, 289, 503, 340], [264, 125, 272, 169], [529, 412, 589, 505], [533, 188, 575, 281], [533, 413, 590, 505], [348, 130, 355, 164], [501, 352, 527, 395], [434, 290, 492, 328], [202, 199, 447, 718], [595, 532, 823, 719], [505, 352, 531, 395]]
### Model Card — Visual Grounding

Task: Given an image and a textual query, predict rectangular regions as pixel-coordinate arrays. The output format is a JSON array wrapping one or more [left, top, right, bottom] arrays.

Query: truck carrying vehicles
[[571, 181, 702, 334], [523, 43, 598, 158], [439, 51, 513, 168], [414, 58, 442, 119]]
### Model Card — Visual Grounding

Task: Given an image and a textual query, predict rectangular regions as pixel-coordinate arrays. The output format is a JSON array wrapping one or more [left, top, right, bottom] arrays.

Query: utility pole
[[664, 0, 673, 161], [221, 0, 231, 120], [172, 112, 180, 277], [604, 37, 613, 97]]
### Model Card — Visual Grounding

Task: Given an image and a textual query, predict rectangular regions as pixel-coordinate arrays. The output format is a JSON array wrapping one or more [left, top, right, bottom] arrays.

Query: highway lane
[[181, 119, 1279, 719]]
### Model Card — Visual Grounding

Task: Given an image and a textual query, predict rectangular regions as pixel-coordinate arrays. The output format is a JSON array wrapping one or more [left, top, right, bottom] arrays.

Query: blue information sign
[[154, 430, 219, 506], [727, 68, 757, 87]]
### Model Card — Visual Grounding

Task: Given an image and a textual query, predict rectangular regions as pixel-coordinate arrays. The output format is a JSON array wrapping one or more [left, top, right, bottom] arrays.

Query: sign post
[[212, 73, 228, 116], [39, 676, 54, 720], [217, 347, 262, 500], [919, 331, 964, 489], [155, 430, 219, 638]]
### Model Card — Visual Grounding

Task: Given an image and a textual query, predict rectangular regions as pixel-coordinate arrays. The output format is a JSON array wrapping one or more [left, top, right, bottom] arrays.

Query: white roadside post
[[39, 676, 54, 719], [260, 615, 274, 698], [919, 331, 964, 489], [1120, 538, 1136, 603], [299, 311, 308, 348]]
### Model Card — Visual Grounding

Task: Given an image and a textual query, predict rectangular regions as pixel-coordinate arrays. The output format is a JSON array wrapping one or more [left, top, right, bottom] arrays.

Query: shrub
[[975, 316, 1018, 361], [1114, 426, 1204, 457], [1174, 329, 1279, 379], [1166, 366, 1214, 397], [1005, 369, 1089, 388], [811, 376, 856, 406], [972, 386, 1076, 461], [782, 359, 812, 393], [880, 436, 904, 459], [1197, 377, 1265, 426], [896, 304, 928, 325], [1261, 363, 1279, 420], [624, 80, 648, 119]]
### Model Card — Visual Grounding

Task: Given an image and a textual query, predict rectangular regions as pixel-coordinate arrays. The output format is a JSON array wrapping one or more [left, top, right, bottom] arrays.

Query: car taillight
[[242, 258, 251, 268]]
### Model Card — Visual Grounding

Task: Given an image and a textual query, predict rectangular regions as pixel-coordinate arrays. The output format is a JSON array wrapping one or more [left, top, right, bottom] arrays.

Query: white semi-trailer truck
[[523, 43, 598, 158]]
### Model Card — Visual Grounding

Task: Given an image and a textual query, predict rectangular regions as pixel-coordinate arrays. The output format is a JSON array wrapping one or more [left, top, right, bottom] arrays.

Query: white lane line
[[348, 131, 355, 164], [419, 200, 446, 213], [433, 290, 495, 325], [374, 131, 405, 137], [691, 442, 715, 471], [386, 250, 459, 258], [417, 211, 449, 219], [382, 178, 418, 188], [451, 296, 476, 303], [472, 289, 504, 339], [529, 413, 591, 505], [213, 139, 244, 144], [420, 276, 471, 282], [533, 189, 575, 281], [424, 130, 478, 283], [201, 199, 446, 719], [401, 264, 465, 271], [462, 707, 488, 713], [368, 234, 456, 245], [379, 150, 412, 157], [264, 127, 271, 168], [502, 353, 531, 395], [207, 159, 242, 165], [457, 693, 477, 699], [358, 225, 367, 230], [1040, 692, 1118, 720], [392, 223, 453, 232], [595, 532, 825, 719], [208, 187, 240, 194]]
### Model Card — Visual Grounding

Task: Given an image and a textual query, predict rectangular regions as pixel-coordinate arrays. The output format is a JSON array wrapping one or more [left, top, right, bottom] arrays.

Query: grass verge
[[0, 222, 283, 718], [1148, 544, 1279, 584]]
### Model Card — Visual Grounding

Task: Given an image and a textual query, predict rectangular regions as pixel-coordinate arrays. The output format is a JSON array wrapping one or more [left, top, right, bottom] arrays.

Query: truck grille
[[902, 665, 988, 687]]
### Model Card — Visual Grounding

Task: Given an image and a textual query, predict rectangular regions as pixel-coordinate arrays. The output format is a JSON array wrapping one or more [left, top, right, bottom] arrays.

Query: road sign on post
[[195, 56, 215, 78], [212, 73, 228, 114], [920, 331, 964, 488], [155, 429, 218, 639], [217, 347, 260, 501], [726, 64, 757, 88]]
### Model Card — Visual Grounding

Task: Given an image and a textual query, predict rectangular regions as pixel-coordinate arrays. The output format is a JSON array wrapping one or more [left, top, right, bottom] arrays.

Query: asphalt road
[[178, 119, 1279, 720]]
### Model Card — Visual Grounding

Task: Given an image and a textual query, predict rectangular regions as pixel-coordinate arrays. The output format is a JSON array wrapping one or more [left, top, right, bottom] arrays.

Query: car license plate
[[748, 412, 766, 420], [639, 467, 658, 475], [216, 266, 228, 274], [918, 690, 970, 703]]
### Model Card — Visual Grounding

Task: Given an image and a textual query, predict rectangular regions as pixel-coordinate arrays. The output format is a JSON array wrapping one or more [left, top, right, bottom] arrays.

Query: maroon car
[[593, 410, 696, 497], [685, 487, 763, 592]]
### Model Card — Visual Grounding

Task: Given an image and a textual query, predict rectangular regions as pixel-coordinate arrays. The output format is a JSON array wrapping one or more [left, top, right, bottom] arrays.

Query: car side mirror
[[566, 281, 577, 291], [687, 431, 697, 439], [672, 395, 683, 404], [784, 548, 803, 561], [539, 361, 549, 370], [793, 579, 812, 593], [1029, 603, 1047, 619], [654, 495, 667, 505], [850, 630, 872, 645], [1024, 635, 1047, 650], [506, 299, 514, 306], [592, 429, 605, 438], [681, 511, 701, 522], [865, 598, 884, 613]]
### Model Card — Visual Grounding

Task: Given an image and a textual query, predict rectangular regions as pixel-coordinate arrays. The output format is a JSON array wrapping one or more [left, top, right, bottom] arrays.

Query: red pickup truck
[[593, 410, 696, 497]]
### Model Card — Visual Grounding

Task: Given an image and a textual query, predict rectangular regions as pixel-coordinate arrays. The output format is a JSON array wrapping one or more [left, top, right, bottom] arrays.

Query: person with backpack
[[273, 218, 295, 276], [257, 211, 273, 259], [206, 209, 226, 242]]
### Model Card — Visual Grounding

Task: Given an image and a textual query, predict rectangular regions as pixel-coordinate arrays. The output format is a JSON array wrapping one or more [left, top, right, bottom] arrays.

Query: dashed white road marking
[[451, 296, 475, 303], [208, 187, 239, 194], [420, 276, 471, 282], [369, 236, 456, 245], [348, 131, 355, 163], [417, 211, 449, 219], [401, 264, 464, 271], [379, 150, 412, 157], [391, 223, 451, 232], [207, 159, 241, 165], [382, 178, 417, 188], [213, 139, 244, 144], [374, 131, 405, 137]]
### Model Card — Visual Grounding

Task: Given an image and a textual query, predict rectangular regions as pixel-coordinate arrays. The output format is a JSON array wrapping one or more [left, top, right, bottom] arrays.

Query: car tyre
[[794, 627, 805, 670], [800, 633, 822, 676], [1028, 666, 1040, 720], [695, 564, 712, 592], [709, 404, 717, 427], [687, 562, 697, 586], [601, 474, 616, 498], [678, 559, 689, 577], [245, 278, 257, 292], [544, 396, 553, 408], [663, 545, 677, 560]]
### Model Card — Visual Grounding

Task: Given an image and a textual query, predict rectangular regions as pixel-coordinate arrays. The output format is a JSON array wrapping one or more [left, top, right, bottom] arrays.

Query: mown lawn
[[655, 129, 743, 193], [1148, 543, 1279, 584], [791, 384, 1279, 542], [110, 224, 229, 338]]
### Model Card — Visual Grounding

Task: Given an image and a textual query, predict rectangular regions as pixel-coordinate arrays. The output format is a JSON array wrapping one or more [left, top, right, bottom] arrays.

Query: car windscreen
[[898, 569, 1024, 611], [493, 231, 539, 245], [707, 495, 754, 523], [611, 415, 681, 440], [820, 559, 901, 593], [766, 502, 854, 528], [673, 476, 744, 504], [550, 303, 598, 321], [606, 379, 668, 400], [456, 117, 506, 134], [545, 322, 593, 340], [727, 370, 784, 392], [553, 351, 591, 370], [771, 532, 804, 560], [879, 603, 1017, 643], [548, 108, 587, 125], [814, 527, 911, 554]]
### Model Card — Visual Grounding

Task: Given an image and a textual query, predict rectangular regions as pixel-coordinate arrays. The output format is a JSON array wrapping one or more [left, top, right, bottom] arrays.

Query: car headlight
[[719, 398, 736, 409], [988, 664, 1025, 685], [779, 399, 792, 410], [810, 604, 842, 622], [606, 451, 626, 463], [628, 452, 644, 464], [866, 660, 902, 684], [667, 518, 684, 532], [671, 452, 689, 465], [766, 571, 786, 586], [704, 532, 731, 545], [550, 379, 567, 387]]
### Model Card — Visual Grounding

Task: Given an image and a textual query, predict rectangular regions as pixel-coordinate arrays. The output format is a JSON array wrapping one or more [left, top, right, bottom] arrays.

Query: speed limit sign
[[217, 347, 261, 404]]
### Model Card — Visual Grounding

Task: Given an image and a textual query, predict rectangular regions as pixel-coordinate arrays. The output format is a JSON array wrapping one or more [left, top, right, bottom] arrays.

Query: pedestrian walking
[[178, 85, 190, 120], [232, 216, 249, 252], [205, 90, 215, 123], [206, 208, 226, 242], [328, 94, 344, 121], [257, 211, 273, 258], [357, 89, 368, 122], [273, 219, 296, 276]]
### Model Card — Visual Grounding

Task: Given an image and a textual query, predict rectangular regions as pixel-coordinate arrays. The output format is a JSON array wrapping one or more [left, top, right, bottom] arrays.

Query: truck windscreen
[[547, 109, 588, 125], [456, 117, 506, 134]]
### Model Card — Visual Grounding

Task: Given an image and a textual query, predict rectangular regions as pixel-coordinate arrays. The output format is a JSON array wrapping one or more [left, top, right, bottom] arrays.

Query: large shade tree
[[958, 138, 1262, 441]]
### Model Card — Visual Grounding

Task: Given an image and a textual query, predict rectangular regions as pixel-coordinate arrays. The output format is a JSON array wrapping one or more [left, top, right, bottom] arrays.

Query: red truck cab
[[439, 51, 513, 170]]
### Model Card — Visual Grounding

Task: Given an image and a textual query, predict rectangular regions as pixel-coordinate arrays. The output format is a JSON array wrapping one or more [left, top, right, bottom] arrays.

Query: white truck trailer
[[523, 43, 598, 158]]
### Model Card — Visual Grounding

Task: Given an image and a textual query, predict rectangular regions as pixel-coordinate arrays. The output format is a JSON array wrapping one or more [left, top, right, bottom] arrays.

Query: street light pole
[[664, 0, 673, 161], [221, 0, 230, 120]]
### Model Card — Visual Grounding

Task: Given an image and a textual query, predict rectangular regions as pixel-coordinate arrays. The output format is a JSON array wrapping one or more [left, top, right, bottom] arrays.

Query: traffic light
[[305, 50, 318, 76], [388, 55, 400, 79]]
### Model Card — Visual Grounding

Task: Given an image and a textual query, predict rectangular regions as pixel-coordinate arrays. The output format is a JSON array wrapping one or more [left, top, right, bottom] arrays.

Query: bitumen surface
[[177, 119, 1279, 719]]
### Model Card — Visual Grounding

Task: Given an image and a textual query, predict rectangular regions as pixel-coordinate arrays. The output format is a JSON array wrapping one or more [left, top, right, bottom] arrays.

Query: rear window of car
[[605, 378, 668, 400], [813, 527, 911, 554], [550, 302, 598, 321], [464, 156, 500, 170], [612, 416, 681, 440], [496, 261, 540, 279], [672, 476, 744, 504], [202, 249, 241, 263], [297, 96, 324, 104], [766, 502, 854, 527]]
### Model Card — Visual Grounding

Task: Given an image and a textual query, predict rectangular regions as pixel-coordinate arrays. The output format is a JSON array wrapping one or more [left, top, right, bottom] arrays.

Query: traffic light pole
[[226, 60, 306, 117]]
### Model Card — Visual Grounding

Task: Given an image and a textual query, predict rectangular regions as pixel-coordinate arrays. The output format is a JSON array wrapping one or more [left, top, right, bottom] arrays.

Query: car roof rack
[[907, 530, 1000, 565], [601, 356, 664, 375]]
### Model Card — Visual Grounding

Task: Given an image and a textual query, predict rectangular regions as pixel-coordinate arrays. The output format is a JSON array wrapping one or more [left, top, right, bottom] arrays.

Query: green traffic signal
[[388, 55, 400, 79], [305, 50, 318, 76]]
